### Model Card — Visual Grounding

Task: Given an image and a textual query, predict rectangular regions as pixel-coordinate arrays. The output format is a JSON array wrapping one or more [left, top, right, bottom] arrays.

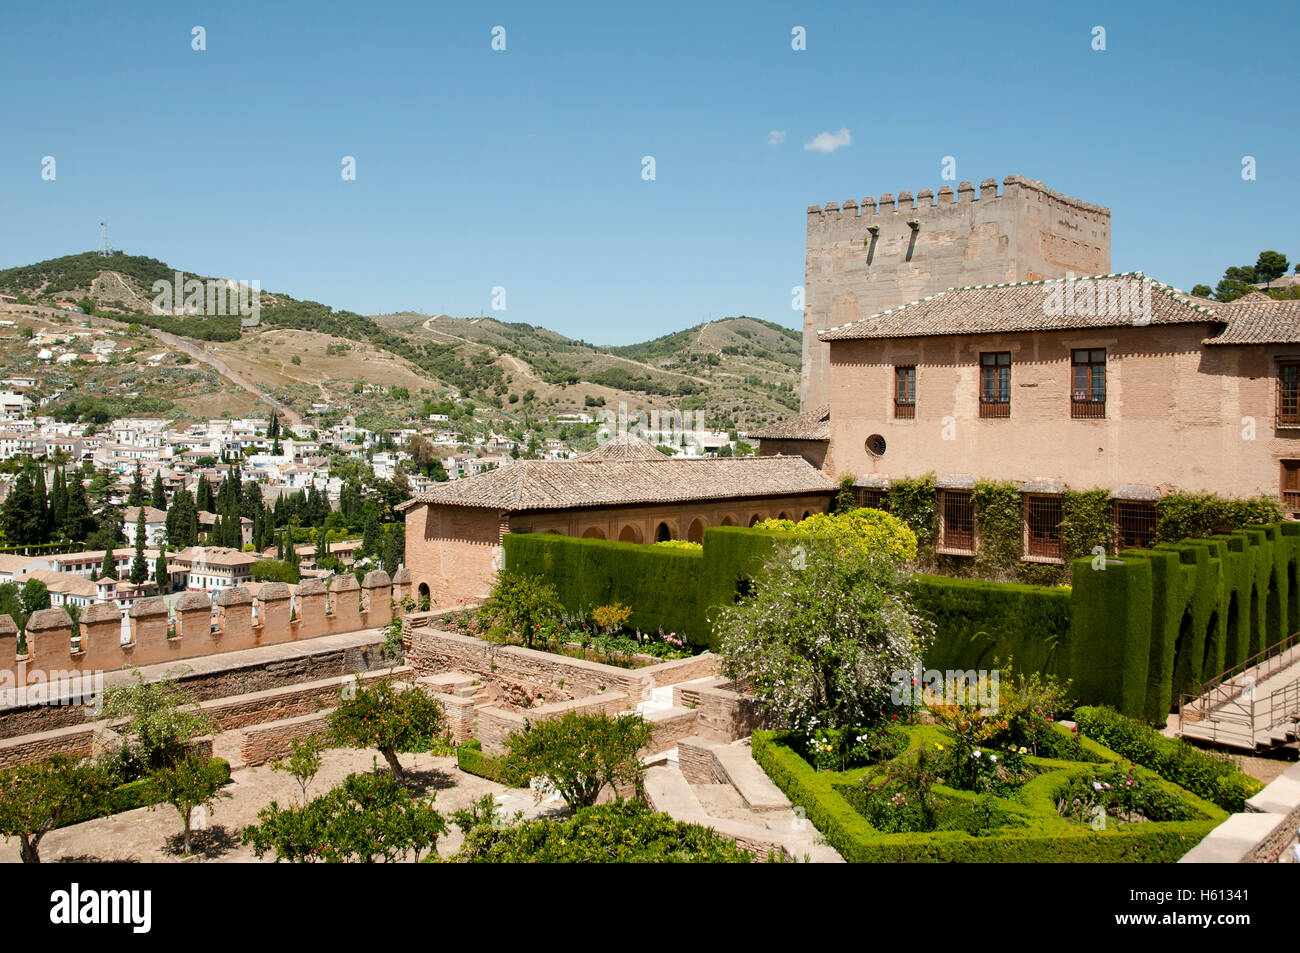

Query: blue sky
[[2, 0, 1297, 344]]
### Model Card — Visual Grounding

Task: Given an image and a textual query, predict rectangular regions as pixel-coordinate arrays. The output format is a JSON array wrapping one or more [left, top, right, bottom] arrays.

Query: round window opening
[[865, 434, 887, 456]]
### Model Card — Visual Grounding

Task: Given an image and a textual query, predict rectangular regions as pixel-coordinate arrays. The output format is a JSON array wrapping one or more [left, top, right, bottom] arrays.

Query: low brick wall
[[477, 692, 632, 754], [0, 631, 392, 742], [690, 681, 770, 742], [239, 710, 333, 767], [0, 722, 97, 770], [407, 626, 722, 708], [426, 690, 476, 744], [199, 668, 404, 731], [678, 737, 723, 784], [644, 707, 701, 755]]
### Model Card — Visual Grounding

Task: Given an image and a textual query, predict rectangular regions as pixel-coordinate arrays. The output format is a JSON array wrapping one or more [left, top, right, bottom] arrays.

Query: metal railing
[[1179, 631, 1300, 748]]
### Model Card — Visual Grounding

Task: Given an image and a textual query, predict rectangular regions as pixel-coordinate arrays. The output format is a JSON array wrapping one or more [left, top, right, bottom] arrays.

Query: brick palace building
[[754, 274, 1300, 563], [398, 436, 837, 606]]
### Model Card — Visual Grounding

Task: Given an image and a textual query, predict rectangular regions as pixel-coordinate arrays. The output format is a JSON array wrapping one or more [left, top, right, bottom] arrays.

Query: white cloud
[[804, 127, 851, 153], [767, 129, 787, 146]]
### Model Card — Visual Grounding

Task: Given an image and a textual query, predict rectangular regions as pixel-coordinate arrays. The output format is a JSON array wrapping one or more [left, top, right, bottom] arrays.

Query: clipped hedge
[[57, 757, 232, 830], [911, 575, 1072, 677], [1073, 706, 1263, 811], [752, 727, 1224, 863], [456, 740, 527, 787], [504, 533, 705, 643]]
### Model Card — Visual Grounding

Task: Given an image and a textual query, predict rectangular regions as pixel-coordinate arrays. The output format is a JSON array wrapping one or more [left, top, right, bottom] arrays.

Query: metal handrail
[[1196, 630, 1300, 697]]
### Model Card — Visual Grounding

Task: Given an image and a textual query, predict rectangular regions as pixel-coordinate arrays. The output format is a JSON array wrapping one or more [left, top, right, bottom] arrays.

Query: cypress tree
[[30, 466, 50, 543], [195, 475, 213, 514], [127, 462, 145, 508], [150, 469, 166, 509], [66, 474, 92, 541], [129, 507, 149, 584], [98, 548, 117, 582], [49, 468, 67, 539], [0, 471, 37, 545], [154, 550, 169, 592]]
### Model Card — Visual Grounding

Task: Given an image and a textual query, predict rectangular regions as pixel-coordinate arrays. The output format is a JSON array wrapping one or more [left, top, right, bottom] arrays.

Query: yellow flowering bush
[[755, 508, 918, 564]]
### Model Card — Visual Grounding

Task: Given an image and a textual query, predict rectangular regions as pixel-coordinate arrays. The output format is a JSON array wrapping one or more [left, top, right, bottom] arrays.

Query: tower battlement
[[801, 174, 1111, 408]]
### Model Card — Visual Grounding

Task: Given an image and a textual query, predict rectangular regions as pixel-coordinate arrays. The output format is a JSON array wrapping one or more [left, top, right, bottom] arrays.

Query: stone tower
[[801, 174, 1110, 409]]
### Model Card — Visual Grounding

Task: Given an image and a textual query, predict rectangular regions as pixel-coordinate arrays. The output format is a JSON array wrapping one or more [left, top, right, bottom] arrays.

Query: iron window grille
[[939, 490, 975, 554], [979, 351, 1011, 418], [1114, 500, 1157, 549], [1024, 495, 1063, 561], [894, 365, 916, 419], [1071, 348, 1107, 419]]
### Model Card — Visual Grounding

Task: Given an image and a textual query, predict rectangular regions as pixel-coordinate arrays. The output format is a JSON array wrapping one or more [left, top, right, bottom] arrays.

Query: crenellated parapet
[[801, 172, 1113, 409], [0, 574, 400, 688]]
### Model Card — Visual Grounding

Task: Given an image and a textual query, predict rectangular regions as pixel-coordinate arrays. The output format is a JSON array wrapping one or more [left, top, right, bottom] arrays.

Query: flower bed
[[752, 725, 1225, 862]]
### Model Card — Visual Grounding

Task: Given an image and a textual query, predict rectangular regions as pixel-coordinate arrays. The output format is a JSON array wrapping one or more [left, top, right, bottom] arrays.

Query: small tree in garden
[[478, 571, 563, 648], [242, 771, 445, 862], [147, 754, 229, 855], [328, 681, 444, 784], [100, 672, 216, 773], [272, 734, 326, 803], [0, 756, 109, 863], [505, 711, 654, 809], [715, 537, 933, 731]]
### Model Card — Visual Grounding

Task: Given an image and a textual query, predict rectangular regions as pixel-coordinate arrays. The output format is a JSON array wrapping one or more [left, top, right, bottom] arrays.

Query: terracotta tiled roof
[[750, 405, 830, 442], [577, 434, 671, 461], [397, 453, 837, 512], [1202, 295, 1300, 345], [818, 273, 1218, 342]]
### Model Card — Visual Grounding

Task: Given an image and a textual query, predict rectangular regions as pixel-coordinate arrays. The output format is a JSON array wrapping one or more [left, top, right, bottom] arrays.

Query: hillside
[[0, 252, 800, 431]]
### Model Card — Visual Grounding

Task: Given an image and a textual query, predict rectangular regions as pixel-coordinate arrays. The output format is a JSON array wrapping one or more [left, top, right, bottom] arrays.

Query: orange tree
[[328, 681, 444, 784]]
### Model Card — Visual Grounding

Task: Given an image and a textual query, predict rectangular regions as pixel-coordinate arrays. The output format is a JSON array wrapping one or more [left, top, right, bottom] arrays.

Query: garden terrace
[[751, 724, 1227, 863], [505, 520, 1300, 721]]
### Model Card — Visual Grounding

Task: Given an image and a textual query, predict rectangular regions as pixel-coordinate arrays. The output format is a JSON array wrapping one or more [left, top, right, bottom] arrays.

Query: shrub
[[591, 603, 633, 634], [1072, 706, 1262, 811], [242, 771, 445, 863], [478, 570, 563, 649], [504, 711, 653, 809], [755, 507, 918, 564], [716, 537, 933, 730], [272, 734, 326, 803], [449, 797, 753, 863], [99, 672, 216, 773], [328, 681, 445, 784]]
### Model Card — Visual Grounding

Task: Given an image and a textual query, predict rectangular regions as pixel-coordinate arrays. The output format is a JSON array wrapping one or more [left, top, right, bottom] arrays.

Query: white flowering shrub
[[715, 537, 932, 730]]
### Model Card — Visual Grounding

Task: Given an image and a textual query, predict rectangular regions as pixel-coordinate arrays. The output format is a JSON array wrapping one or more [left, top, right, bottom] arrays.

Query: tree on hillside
[[49, 469, 68, 538], [0, 470, 39, 545], [19, 579, 49, 616], [150, 469, 167, 509], [1256, 250, 1290, 288], [165, 489, 199, 549]]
